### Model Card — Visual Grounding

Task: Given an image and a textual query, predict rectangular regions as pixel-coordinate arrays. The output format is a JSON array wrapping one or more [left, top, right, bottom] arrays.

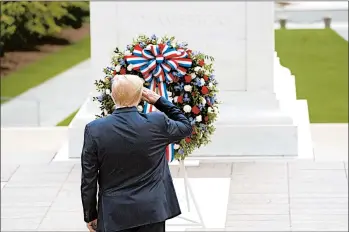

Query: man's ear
[[111, 94, 116, 105]]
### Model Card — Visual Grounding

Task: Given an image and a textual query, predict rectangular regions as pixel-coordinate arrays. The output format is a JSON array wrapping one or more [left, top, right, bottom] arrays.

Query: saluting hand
[[141, 87, 160, 105]]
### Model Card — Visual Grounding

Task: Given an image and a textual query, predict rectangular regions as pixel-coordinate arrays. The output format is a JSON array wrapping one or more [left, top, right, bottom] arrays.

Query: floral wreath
[[94, 35, 219, 162]]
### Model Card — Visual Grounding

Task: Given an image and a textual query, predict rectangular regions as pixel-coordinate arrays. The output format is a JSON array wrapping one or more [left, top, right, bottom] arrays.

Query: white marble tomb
[[65, 2, 312, 159]]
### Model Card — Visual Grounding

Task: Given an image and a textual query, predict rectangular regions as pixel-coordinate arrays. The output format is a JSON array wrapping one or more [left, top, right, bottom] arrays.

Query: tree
[[0, 1, 90, 52]]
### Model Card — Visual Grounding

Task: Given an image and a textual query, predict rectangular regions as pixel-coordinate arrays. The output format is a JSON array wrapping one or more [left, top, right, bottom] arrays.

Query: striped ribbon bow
[[125, 43, 192, 162]]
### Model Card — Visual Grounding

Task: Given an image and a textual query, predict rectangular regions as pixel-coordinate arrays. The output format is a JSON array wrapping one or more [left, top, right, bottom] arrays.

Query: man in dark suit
[[81, 74, 192, 232]]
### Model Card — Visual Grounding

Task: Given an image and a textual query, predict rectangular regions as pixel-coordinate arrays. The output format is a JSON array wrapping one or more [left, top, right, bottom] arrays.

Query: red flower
[[113, 70, 117, 75], [185, 137, 191, 143], [192, 105, 201, 115], [198, 60, 205, 67], [120, 68, 126, 75], [201, 86, 209, 95], [192, 126, 197, 134], [191, 92, 196, 96], [204, 116, 209, 122], [203, 75, 209, 81], [184, 75, 192, 83], [177, 95, 183, 103]]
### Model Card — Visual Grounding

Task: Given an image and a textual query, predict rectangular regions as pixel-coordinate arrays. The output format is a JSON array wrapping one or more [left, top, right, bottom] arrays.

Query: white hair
[[111, 75, 144, 107]]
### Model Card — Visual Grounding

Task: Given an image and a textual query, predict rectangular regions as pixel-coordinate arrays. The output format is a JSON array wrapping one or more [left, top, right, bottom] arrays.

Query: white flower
[[115, 65, 121, 72], [173, 96, 178, 103], [196, 115, 202, 122], [124, 50, 132, 56], [127, 64, 133, 71], [174, 144, 180, 150], [208, 107, 213, 113], [183, 105, 192, 113], [171, 40, 177, 47], [201, 97, 206, 105], [205, 70, 210, 76], [213, 106, 219, 113], [191, 73, 196, 78], [105, 89, 111, 95], [200, 78, 205, 86], [184, 85, 192, 92], [137, 105, 143, 112], [208, 82, 213, 88], [194, 67, 201, 72]]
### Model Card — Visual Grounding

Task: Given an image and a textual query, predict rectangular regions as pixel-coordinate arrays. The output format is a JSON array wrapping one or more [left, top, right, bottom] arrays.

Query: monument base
[[191, 99, 311, 159], [67, 93, 100, 159]]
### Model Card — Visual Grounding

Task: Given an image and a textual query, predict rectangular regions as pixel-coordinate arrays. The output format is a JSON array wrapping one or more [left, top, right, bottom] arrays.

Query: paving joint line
[[36, 164, 75, 229], [224, 162, 234, 228], [4, 165, 21, 184], [1, 181, 8, 189], [343, 161, 348, 180], [229, 162, 234, 176], [286, 162, 293, 231]]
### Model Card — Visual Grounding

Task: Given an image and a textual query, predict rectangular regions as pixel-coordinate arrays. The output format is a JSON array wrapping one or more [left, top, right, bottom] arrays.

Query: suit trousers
[[118, 221, 165, 232]]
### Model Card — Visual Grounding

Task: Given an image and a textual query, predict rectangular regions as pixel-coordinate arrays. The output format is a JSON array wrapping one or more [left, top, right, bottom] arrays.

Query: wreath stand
[[167, 160, 206, 229]]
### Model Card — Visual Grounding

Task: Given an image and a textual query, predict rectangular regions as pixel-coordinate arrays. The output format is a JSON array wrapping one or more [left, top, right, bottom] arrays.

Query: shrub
[[0, 1, 90, 53], [57, 2, 90, 29]]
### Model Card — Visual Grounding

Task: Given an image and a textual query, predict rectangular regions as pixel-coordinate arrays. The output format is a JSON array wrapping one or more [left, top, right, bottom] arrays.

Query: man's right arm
[[154, 97, 192, 143]]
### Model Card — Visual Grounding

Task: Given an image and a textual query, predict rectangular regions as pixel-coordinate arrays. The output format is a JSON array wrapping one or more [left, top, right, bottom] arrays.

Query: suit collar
[[112, 106, 138, 115]]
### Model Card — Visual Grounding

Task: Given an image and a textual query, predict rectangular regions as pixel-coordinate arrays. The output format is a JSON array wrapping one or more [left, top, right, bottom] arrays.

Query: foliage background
[[0, 1, 90, 54]]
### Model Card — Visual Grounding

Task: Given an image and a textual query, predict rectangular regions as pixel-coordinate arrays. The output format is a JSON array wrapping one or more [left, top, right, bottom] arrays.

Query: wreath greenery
[[93, 34, 219, 161]]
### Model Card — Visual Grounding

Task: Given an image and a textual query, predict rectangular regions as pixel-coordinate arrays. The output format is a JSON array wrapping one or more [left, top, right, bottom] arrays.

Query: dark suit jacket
[[80, 97, 192, 232]]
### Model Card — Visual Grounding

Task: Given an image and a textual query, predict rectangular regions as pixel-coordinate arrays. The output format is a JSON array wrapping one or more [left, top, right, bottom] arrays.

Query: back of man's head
[[111, 75, 144, 107]]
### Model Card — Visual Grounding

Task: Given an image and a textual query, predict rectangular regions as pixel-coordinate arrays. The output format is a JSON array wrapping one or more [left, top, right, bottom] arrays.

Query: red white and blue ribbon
[[125, 44, 192, 83], [125, 43, 192, 162]]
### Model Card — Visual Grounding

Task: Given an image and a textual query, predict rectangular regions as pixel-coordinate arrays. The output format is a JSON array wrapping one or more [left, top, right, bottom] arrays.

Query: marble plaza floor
[[1, 124, 348, 231], [1, 161, 348, 231]]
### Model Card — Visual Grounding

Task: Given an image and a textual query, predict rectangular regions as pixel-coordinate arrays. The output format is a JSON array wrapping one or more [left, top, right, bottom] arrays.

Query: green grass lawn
[[1, 36, 90, 103], [56, 109, 79, 126], [275, 29, 348, 123]]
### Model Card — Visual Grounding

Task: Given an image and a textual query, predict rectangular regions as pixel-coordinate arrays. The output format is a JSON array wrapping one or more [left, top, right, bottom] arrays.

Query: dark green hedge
[[0, 1, 89, 54]]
